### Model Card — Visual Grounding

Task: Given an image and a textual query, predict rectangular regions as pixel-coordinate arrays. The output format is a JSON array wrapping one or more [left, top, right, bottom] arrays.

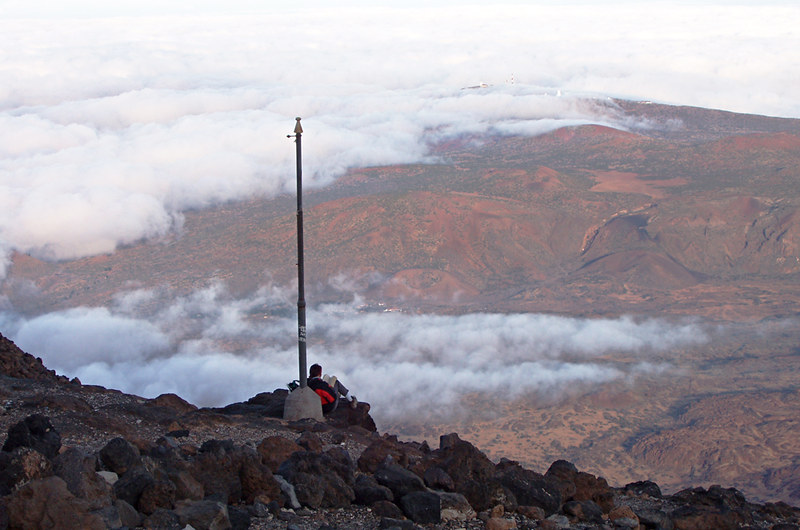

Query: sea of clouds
[[1, 1, 798, 423], [0, 282, 711, 425]]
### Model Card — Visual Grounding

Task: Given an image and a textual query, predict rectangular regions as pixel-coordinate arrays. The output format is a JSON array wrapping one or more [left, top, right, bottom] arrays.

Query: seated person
[[306, 363, 357, 413]]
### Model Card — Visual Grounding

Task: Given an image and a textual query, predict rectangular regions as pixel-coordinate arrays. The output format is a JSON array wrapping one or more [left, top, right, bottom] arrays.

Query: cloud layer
[[3, 283, 710, 426], [1, 3, 799, 271]]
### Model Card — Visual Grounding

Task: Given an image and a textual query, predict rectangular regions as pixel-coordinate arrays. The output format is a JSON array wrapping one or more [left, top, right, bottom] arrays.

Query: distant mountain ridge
[[6, 99, 799, 319]]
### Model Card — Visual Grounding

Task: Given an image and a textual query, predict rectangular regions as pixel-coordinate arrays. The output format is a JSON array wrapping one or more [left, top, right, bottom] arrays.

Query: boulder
[[437, 491, 476, 521], [624, 479, 663, 498], [562, 499, 604, 524], [115, 498, 142, 528], [430, 433, 506, 512], [6, 476, 106, 530], [52, 447, 112, 511], [633, 508, 673, 529], [354, 473, 394, 505], [357, 436, 426, 474], [326, 400, 378, 432], [113, 465, 155, 508], [277, 450, 355, 509], [378, 517, 416, 530], [174, 499, 232, 530], [93, 504, 123, 529], [227, 504, 251, 530], [424, 465, 455, 491], [141, 507, 182, 529], [400, 490, 441, 524], [247, 389, 289, 417], [274, 474, 301, 509], [486, 517, 517, 530], [496, 459, 561, 516], [0, 447, 53, 495], [257, 435, 302, 472], [374, 461, 426, 499], [138, 477, 177, 515], [191, 439, 281, 505], [99, 437, 142, 475], [668, 486, 752, 530], [608, 505, 640, 529], [295, 431, 324, 452], [371, 500, 405, 519], [148, 392, 198, 414], [545, 459, 614, 513], [2, 414, 61, 458]]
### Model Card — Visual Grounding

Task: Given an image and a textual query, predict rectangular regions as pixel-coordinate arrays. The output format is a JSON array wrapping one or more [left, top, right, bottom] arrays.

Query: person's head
[[309, 363, 322, 378]]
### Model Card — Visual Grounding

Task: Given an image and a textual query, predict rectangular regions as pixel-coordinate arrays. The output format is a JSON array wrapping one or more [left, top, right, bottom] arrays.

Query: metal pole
[[288, 117, 307, 388]]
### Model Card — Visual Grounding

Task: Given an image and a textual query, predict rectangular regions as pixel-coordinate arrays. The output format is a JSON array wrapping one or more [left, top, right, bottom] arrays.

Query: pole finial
[[294, 117, 303, 135]]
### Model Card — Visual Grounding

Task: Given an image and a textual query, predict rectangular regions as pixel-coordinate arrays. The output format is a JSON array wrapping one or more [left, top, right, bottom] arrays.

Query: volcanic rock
[[99, 436, 142, 475], [353, 473, 394, 505], [496, 458, 562, 515], [2, 414, 61, 458], [6, 476, 106, 530], [257, 435, 303, 473], [276, 450, 356, 509], [399, 490, 442, 524], [431, 433, 506, 512]]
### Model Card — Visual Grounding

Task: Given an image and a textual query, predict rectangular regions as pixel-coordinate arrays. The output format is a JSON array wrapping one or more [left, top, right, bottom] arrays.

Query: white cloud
[[6, 284, 711, 426]]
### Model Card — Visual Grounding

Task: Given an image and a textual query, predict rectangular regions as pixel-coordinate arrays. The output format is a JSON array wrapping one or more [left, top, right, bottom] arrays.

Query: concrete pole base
[[283, 386, 324, 421]]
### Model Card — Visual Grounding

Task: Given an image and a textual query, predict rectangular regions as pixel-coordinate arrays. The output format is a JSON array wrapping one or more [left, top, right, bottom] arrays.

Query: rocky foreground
[[1, 333, 799, 530]]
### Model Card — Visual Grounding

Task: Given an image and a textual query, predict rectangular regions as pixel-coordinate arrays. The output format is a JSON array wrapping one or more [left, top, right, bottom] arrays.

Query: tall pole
[[289, 117, 307, 388]]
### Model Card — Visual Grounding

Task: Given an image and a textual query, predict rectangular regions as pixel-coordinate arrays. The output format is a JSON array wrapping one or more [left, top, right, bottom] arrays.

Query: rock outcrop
[[1, 332, 799, 529]]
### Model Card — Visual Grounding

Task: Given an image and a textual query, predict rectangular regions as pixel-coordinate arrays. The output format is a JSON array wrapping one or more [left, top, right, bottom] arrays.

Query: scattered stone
[[516, 505, 546, 520], [486, 516, 517, 530], [97, 470, 119, 485], [378, 517, 417, 529]]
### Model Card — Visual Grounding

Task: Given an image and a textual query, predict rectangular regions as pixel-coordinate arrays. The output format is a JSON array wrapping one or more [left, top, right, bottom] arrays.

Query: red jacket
[[307, 377, 337, 413]]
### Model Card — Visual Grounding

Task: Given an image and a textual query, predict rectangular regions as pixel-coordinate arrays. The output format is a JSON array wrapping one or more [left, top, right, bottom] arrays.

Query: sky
[[1, 1, 798, 422]]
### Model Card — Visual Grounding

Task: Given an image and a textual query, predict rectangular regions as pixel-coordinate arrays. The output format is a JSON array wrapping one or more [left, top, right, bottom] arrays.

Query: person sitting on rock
[[307, 363, 357, 413]]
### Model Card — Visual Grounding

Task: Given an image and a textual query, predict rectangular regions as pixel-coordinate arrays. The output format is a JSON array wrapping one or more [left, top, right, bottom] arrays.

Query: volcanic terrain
[[2, 98, 800, 505]]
